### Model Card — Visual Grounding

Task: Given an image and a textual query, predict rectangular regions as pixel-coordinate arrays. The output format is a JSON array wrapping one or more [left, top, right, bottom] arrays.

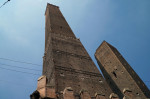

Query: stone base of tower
[[30, 75, 119, 99], [31, 75, 56, 99]]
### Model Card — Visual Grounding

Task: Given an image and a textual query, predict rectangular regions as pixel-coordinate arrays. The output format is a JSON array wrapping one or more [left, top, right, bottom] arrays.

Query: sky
[[0, 0, 150, 99]]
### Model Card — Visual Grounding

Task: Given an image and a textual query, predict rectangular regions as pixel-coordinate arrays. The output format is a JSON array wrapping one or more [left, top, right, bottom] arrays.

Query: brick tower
[[95, 41, 150, 98], [31, 4, 112, 99]]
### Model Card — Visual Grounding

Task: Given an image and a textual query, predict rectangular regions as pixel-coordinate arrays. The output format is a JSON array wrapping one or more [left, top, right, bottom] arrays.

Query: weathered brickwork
[[31, 3, 150, 99], [95, 41, 150, 98], [31, 3, 112, 99]]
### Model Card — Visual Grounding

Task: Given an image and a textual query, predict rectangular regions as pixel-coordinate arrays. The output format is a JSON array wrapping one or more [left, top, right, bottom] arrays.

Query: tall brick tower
[[95, 41, 150, 98], [31, 4, 112, 99]]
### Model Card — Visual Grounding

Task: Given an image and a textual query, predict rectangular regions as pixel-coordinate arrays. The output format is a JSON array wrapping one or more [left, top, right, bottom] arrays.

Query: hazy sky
[[0, 0, 150, 99]]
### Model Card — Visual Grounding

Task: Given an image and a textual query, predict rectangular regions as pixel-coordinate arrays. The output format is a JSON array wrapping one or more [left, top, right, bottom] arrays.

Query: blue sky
[[0, 0, 150, 99]]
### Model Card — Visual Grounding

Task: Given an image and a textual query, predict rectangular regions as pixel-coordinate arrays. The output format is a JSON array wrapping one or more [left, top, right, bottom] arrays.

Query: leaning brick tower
[[31, 3, 112, 99], [95, 41, 150, 99]]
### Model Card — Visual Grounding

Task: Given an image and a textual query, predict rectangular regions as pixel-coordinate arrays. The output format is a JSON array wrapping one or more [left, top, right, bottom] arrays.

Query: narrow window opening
[[136, 93, 139, 96], [99, 80, 103, 83], [112, 71, 117, 78], [60, 73, 64, 77]]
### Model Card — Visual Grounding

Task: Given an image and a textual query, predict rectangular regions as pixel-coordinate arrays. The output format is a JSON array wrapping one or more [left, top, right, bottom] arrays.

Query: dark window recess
[[136, 93, 139, 95], [99, 80, 103, 83], [60, 26, 62, 29], [112, 71, 117, 78]]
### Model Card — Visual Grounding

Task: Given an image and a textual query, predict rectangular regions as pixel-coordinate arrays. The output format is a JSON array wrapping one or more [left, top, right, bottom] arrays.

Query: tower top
[[95, 40, 118, 55], [45, 3, 59, 15]]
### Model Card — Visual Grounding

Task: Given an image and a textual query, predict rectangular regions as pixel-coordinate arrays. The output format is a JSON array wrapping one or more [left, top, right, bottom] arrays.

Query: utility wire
[[0, 57, 42, 66], [0, 0, 10, 8], [0, 79, 35, 88], [145, 81, 150, 82], [0, 63, 41, 71], [0, 66, 40, 76]]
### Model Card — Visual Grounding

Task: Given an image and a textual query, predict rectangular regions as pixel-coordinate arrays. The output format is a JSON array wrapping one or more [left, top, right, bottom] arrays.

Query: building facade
[[30, 3, 150, 99], [95, 41, 150, 98], [31, 3, 113, 99]]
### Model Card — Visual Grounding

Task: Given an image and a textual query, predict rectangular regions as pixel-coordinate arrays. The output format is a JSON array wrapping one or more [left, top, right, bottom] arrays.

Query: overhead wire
[[0, 79, 35, 88], [145, 81, 150, 82], [0, 63, 41, 71], [0, 0, 10, 8], [0, 66, 40, 76], [0, 57, 42, 66], [0, 57, 42, 76]]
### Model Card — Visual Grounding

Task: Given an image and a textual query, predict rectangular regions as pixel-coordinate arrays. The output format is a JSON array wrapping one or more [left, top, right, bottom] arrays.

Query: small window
[[112, 71, 117, 78], [136, 93, 139, 96], [99, 80, 103, 83], [60, 73, 64, 77]]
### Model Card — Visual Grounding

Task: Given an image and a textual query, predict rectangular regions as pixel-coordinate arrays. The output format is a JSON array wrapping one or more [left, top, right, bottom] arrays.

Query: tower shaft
[[95, 41, 150, 98], [36, 4, 112, 99]]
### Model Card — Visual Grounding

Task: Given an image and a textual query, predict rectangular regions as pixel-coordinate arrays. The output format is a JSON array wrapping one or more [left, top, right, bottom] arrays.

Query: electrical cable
[[0, 66, 40, 76], [0, 79, 35, 87], [0, 63, 41, 71], [0, 0, 10, 8], [0, 57, 42, 66], [145, 81, 150, 82]]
